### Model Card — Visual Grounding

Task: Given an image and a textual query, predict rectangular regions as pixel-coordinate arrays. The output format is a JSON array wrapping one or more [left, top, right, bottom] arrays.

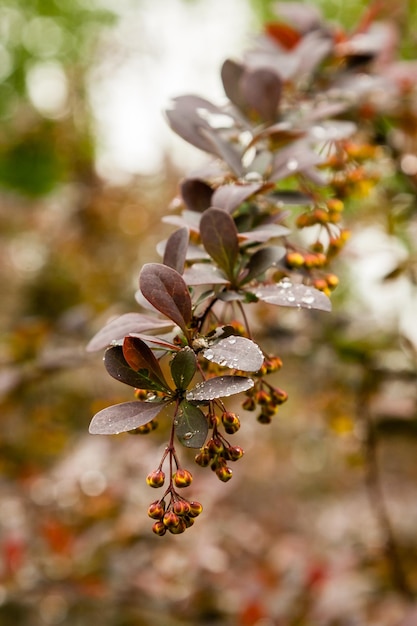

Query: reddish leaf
[[123, 336, 168, 389], [89, 401, 165, 435], [186, 375, 254, 401], [104, 345, 169, 391], [199, 208, 239, 281], [139, 263, 192, 334], [163, 227, 189, 274], [265, 22, 302, 50]]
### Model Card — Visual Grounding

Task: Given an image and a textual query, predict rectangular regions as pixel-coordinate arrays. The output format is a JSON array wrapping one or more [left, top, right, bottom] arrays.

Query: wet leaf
[[170, 347, 197, 390], [180, 178, 213, 212], [86, 313, 174, 352], [186, 375, 254, 401], [241, 246, 286, 284], [175, 400, 208, 448], [89, 401, 164, 435], [255, 281, 332, 312], [139, 263, 192, 334], [104, 345, 167, 391], [123, 336, 169, 390], [203, 336, 264, 372], [200, 208, 239, 280], [163, 227, 189, 274]]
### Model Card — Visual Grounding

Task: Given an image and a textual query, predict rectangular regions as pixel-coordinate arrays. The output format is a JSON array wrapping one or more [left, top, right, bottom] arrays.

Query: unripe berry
[[216, 465, 233, 482], [228, 445, 244, 461], [326, 273, 339, 289], [207, 437, 224, 455], [168, 519, 187, 534], [163, 511, 180, 528], [242, 396, 256, 411], [188, 501, 203, 517], [256, 389, 271, 406], [173, 500, 191, 516], [183, 515, 195, 528], [195, 447, 211, 467], [221, 411, 240, 434], [152, 520, 166, 536], [285, 251, 305, 268], [173, 468, 193, 488], [326, 199, 344, 213], [147, 500, 166, 519], [271, 387, 288, 405], [146, 469, 165, 488]]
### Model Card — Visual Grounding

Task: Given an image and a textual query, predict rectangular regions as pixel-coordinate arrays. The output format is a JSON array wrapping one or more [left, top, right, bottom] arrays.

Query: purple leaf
[[239, 224, 291, 243], [241, 67, 282, 122], [270, 142, 324, 181], [183, 263, 229, 286], [180, 178, 213, 212], [166, 95, 223, 154], [199, 208, 239, 280], [221, 59, 246, 112], [186, 375, 254, 401], [203, 336, 264, 372], [163, 227, 189, 274], [200, 126, 243, 176], [139, 263, 192, 334], [175, 400, 208, 448], [255, 280, 332, 312], [89, 401, 165, 435], [211, 182, 264, 213], [86, 313, 174, 352]]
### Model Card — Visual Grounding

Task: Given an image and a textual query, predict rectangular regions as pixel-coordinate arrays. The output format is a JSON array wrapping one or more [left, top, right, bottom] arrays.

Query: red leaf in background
[[265, 22, 301, 50]]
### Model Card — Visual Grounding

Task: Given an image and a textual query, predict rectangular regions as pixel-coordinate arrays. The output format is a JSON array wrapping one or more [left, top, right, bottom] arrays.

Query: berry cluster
[[146, 450, 203, 535]]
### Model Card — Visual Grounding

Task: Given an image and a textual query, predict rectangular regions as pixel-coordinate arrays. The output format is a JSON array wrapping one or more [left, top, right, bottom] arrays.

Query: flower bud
[[195, 447, 211, 467], [168, 519, 187, 534], [216, 465, 233, 482], [271, 387, 288, 405], [285, 251, 305, 268], [242, 397, 256, 411], [173, 468, 193, 488], [163, 511, 180, 528], [147, 500, 166, 519], [228, 445, 244, 461], [173, 500, 191, 516], [256, 389, 271, 406], [152, 520, 166, 536], [146, 469, 165, 488], [221, 411, 240, 434], [188, 501, 203, 517], [207, 437, 224, 455]]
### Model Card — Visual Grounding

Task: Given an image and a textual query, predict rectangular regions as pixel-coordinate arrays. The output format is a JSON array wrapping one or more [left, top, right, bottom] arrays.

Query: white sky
[[90, 0, 253, 182]]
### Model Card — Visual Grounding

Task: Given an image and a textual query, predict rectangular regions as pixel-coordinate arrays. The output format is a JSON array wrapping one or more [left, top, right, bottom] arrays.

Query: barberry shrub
[[87, 2, 415, 536]]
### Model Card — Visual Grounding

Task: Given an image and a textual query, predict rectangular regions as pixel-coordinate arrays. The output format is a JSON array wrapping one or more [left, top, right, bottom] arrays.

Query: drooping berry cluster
[[146, 446, 203, 535]]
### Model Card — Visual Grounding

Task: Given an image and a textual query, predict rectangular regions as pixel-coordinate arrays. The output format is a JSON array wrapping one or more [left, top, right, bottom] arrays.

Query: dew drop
[[228, 337, 236, 345], [204, 349, 214, 360], [286, 295, 296, 303], [301, 294, 315, 305], [287, 158, 298, 171], [280, 278, 292, 289], [182, 432, 194, 440]]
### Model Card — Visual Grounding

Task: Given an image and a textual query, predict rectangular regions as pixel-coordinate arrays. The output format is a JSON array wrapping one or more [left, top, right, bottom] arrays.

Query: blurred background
[[1, 0, 417, 624]]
